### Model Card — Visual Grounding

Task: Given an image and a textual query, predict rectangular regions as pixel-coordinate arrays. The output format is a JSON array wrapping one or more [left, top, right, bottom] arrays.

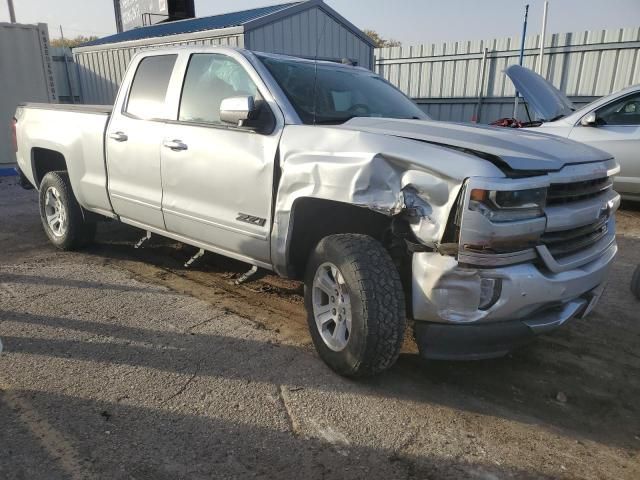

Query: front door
[[570, 92, 640, 196], [160, 52, 282, 265], [106, 53, 177, 229]]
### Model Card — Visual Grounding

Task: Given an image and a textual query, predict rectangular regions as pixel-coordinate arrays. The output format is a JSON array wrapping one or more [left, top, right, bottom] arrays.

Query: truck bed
[[15, 103, 113, 217]]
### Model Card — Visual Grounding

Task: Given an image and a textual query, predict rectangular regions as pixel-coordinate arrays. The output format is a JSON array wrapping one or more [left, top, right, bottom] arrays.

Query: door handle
[[109, 131, 128, 142], [163, 139, 188, 151]]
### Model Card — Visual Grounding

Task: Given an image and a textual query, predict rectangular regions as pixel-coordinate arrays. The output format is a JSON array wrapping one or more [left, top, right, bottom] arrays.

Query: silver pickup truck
[[13, 46, 620, 377]]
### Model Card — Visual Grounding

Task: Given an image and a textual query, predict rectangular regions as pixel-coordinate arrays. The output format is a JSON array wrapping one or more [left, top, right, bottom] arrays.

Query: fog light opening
[[479, 278, 502, 310]]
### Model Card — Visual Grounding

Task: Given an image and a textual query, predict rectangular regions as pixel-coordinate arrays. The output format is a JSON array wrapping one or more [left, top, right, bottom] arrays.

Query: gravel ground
[[0, 176, 639, 480]]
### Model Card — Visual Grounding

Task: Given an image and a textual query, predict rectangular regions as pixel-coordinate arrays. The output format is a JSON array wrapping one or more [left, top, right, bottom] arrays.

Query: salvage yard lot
[[1, 176, 639, 480]]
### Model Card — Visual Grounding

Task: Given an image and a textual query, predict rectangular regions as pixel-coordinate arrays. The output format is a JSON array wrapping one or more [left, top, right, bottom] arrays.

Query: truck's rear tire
[[304, 234, 406, 377], [39, 171, 96, 250], [632, 265, 640, 300]]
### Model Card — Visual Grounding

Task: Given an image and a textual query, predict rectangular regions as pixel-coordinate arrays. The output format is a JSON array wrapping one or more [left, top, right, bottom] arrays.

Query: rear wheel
[[39, 171, 96, 250], [304, 234, 406, 377]]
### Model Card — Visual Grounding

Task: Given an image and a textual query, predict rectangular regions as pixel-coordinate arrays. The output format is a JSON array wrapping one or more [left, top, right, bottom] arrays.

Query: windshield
[[257, 54, 429, 125]]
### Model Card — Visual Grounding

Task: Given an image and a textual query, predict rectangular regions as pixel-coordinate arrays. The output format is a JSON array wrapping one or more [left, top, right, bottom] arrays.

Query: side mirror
[[580, 112, 597, 127], [220, 96, 257, 126]]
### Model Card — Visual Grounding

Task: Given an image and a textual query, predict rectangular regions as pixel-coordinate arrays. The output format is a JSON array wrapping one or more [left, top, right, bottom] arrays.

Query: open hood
[[505, 65, 575, 121]]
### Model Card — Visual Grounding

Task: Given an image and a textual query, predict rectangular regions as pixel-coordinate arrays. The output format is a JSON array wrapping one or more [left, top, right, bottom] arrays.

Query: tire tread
[[305, 234, 406, 377], [39, 171, 95, 250]]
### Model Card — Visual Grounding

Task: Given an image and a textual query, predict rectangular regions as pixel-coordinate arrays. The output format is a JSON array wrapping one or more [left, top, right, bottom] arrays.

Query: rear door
[[159, 51, 283, 265], [569, 91, 640, 196], [106, 53, 178, 229]]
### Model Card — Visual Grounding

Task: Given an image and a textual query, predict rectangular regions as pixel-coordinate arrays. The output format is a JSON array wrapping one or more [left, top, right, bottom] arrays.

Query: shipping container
[[0, 22, 57, 168]]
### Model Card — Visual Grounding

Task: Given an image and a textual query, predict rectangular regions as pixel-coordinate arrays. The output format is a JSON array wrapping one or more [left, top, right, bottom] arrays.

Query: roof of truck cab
[[77, 0, 375, 50]]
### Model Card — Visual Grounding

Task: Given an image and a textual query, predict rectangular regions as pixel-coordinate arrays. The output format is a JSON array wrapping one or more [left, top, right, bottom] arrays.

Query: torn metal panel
[[270, 125, 504, 277]]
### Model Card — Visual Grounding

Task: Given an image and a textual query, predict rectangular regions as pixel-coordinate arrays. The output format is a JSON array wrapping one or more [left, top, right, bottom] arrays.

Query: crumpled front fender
[[270, 125, 500, 277]]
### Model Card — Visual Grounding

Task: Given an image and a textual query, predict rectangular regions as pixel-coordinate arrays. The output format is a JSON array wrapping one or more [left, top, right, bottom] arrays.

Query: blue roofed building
[[73, 0, 375, 104]]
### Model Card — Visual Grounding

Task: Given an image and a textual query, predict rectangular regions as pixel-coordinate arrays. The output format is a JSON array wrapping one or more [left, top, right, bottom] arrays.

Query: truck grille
[[547, 176, 612, 205], [541, 215, 609, 257]]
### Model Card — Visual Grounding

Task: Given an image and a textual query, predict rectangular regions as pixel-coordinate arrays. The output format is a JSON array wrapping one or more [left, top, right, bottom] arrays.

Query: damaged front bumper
[[411, 237, 617, 360]]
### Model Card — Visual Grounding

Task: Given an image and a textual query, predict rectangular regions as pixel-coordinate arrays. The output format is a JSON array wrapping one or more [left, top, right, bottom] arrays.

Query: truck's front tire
[[39, 171, 96, 250], [304, 234, 406, 377]]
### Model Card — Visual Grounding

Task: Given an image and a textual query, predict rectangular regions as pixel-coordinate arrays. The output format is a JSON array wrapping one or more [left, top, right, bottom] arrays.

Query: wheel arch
[[31, 147, 68, 188], [282, 197, 392, 280]]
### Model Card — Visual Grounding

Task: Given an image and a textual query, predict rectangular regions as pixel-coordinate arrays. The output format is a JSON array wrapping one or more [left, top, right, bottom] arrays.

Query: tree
[[363, 29, 401, 48], [50, 35, 99, 48]]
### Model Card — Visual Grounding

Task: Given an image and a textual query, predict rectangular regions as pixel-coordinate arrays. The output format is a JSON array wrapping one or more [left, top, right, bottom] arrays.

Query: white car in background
[[506, 65, 640, 201]]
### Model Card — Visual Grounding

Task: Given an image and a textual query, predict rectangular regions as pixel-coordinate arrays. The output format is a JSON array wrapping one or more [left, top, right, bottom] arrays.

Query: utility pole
[[473, 47, 488, 123], [113, 0, 123, 33], [59, 26, 76, 104], [7, 0, 16, 23], [538, 1, 549, 76], [513, 4, 529, 118]]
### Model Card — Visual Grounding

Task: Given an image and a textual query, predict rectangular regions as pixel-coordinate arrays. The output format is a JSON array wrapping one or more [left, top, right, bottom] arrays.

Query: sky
[[0, 0, 638, 45]]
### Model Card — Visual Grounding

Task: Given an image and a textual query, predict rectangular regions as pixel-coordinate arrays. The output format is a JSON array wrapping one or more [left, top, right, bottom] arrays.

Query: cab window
[[257, 54, 428, 125], [179, 53, 260, 125], [125, 55, 177, 120]]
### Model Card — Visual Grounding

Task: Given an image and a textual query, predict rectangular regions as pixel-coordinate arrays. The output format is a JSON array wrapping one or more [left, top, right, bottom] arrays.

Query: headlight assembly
[[469, 187, 547, 222]]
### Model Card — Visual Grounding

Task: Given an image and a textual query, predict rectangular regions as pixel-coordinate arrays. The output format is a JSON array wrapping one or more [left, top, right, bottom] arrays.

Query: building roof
[[81, 2, 304, 48]]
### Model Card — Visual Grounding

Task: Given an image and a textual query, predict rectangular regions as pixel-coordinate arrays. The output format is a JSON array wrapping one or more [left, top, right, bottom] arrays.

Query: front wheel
[[39, 171, 96, 250], [304, 234, 406, 377]]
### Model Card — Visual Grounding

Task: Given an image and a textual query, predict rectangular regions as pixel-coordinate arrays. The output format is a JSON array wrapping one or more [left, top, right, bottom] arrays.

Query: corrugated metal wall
[[51, 47, 82, 103], [74, 34, 243, 105], [375, 27, 640, 123], [245, 6, 372, 68], [0, 22, 56, 165]]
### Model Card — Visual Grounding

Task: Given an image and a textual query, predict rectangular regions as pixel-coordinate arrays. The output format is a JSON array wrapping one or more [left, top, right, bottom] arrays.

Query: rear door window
[[125, 54, 177, 120]]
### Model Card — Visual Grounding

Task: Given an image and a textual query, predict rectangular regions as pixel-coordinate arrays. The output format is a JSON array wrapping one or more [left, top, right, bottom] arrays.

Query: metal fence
[[375, 27, 640, 123]]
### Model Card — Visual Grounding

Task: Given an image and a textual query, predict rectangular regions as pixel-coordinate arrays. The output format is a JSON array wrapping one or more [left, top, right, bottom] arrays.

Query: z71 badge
[[236, 213, 267, 227]]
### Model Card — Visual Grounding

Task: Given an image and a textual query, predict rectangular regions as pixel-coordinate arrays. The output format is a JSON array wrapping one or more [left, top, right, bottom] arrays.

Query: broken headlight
[[469, 187, 547, 222]]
